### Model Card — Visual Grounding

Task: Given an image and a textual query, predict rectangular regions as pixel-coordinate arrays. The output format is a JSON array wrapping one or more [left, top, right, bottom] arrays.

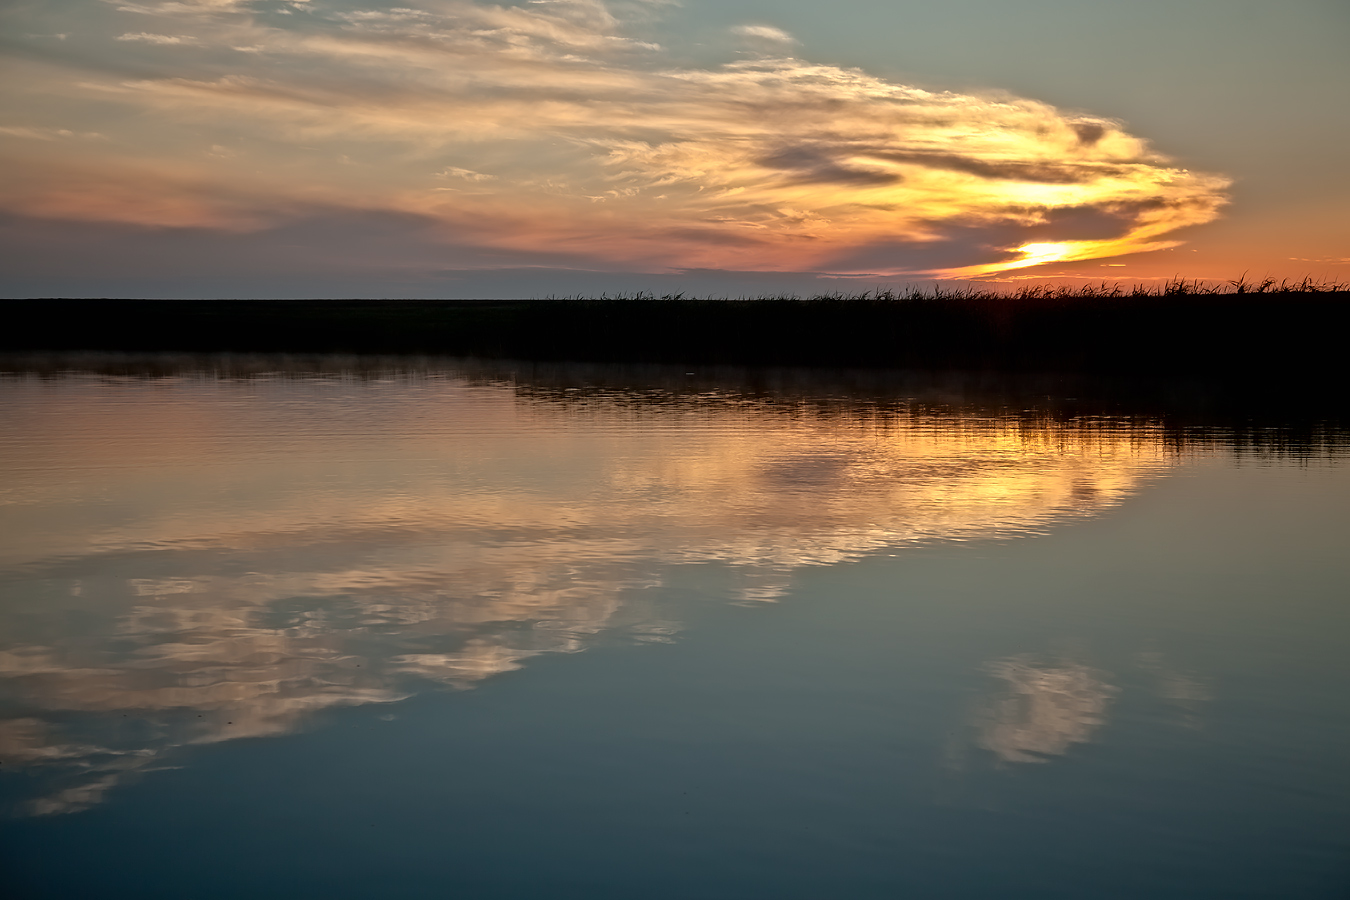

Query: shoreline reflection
[[0, 358, 1328, 815]]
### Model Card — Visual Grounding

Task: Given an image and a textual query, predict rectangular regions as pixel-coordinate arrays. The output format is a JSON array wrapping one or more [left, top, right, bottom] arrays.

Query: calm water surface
[[1, 358, 1347, 898]]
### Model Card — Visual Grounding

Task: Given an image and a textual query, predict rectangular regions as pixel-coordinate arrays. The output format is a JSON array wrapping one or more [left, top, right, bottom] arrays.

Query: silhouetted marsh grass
[[5, 279, 1348, 386]]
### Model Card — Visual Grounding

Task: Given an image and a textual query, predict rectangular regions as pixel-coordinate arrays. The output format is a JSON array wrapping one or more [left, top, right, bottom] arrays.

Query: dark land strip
[[5, 290, 1348, 374]]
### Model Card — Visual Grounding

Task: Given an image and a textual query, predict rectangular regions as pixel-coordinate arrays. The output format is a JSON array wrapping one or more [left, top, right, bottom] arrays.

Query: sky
[[1, 0, 1347, 298]]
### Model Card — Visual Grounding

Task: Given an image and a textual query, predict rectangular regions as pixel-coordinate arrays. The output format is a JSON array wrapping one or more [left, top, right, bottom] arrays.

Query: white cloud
[[116, 32, 196, 44], [732, 24, 798, 44], [0, 125, 105, 141], [438, 167, 496, 182], [111, 0, 251, 15]]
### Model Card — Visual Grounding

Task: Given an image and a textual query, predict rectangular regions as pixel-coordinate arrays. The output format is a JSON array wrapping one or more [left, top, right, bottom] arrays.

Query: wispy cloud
[[732, 24, 798, 44], [0, 0, 1230, 278], [110, 0, 254, 16], [0, 126, 105, 142], [438, 167, 497, 182], [116, 32, 199, 44]]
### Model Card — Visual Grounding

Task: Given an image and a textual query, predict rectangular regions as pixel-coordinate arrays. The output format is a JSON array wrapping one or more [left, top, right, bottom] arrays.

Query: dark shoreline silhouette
[[3, 283, 1343, 351], [2, 284, 1344, 414], [5, 284, 1346, 377]]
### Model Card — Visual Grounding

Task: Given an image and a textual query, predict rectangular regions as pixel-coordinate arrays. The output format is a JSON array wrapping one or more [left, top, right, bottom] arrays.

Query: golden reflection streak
[[0, 374, 1176, 813]]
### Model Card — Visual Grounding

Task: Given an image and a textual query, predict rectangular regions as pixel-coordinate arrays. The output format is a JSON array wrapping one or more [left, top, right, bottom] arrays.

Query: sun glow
[[1013, 243, 1075, 268]]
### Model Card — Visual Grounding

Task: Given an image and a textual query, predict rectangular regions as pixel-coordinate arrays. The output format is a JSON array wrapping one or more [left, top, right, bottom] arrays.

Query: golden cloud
[[0, 0, 1230, 276]]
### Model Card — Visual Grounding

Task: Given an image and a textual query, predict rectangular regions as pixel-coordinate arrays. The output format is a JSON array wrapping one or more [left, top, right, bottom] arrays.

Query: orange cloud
[[0, 0, 1230, 277]]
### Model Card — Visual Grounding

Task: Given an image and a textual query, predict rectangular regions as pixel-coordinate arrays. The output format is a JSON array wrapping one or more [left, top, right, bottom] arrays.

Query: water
[[1, 357, 1347, 898]]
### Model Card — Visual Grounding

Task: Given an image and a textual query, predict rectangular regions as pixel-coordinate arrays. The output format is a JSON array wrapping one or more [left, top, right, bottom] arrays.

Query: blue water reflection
[[0, 357, 1347, 898]]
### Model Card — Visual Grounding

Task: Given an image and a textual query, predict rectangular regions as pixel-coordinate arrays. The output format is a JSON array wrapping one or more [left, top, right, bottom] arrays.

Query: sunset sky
[[2, 0, 1346, 297]]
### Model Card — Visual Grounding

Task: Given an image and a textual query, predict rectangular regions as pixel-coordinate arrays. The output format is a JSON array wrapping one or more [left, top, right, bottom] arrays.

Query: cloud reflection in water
[[0, 364, 1175, 813], [976, 656, 1118, 764]]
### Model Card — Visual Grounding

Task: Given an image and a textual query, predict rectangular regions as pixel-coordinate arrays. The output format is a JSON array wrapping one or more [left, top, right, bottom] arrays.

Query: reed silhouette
[[6, 280, 1347, 385]]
